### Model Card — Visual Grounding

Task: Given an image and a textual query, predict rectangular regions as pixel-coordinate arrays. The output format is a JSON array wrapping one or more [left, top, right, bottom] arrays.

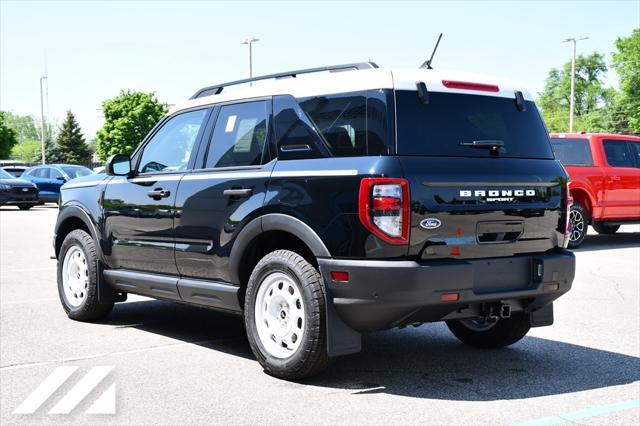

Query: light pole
[[39, 76, 48, 165], [241, 37, 260, 83], [562, 36, 589, 132]]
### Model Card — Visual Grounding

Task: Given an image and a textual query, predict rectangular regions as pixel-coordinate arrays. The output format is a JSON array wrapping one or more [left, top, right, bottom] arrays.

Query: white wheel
[[254, 271, 306, 359], [61, 245, 89, 307]]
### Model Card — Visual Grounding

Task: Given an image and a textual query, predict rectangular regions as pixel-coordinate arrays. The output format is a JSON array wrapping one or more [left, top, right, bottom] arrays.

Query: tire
[[244, 249, 331, 380], [568, 202, 589, 248], [446, 312, 531, 349], [18, 204, 32, 210], [592, 222, 620, 235], [57, 229, 113, 321]]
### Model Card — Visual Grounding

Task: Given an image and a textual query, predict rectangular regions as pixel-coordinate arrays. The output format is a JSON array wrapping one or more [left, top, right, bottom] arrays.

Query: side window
[[299, 92, 367, 157], [206, 101, 268, 168], [50, 168, 63, 179], [603, 140, 634, 168], [273, 95, 327, 160], [273, 90, 393, 160], [138, 109, 209, 174], [34, 168, 49, 178], [627, 142, 640, 168]]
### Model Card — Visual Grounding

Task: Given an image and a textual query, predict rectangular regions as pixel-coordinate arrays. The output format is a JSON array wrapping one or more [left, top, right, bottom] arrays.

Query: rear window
[[551, 138, 593, 166], [395, 91, 553, 159]]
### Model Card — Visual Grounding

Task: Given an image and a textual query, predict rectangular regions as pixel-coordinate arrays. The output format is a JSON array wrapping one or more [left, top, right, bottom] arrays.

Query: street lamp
[[39, 76, 48, 165], [241, 37, 260, 83], [562, 36, 589, 132]]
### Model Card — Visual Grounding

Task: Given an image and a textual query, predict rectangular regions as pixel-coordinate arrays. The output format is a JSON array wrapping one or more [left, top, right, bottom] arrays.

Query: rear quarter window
[[395, 91, 554, 159], [551, 138, 593, 166]]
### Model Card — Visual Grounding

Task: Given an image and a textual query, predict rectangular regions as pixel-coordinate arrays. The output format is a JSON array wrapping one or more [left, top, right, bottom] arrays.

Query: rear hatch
[[394, 88, 568, 260]]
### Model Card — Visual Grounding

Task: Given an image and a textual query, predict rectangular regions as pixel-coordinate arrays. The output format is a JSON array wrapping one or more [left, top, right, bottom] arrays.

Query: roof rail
[[189, 62, 379, 99]]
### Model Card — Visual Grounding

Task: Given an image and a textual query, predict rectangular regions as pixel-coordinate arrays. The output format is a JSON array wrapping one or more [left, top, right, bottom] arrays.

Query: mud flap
[[325, 288, 361, 357], [96, 261, 127, 304], [529, 302, 554, 327]]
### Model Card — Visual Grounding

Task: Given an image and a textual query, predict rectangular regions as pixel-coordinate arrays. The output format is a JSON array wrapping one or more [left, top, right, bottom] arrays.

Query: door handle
[[147, 188, 171, 200], [223, 188, 253, 197], [609, 175, 621, 181]]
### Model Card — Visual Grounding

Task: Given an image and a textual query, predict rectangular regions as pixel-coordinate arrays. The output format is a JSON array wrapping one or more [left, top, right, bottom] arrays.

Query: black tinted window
[[551, 138, 593, 166], [603, 140, 634, 168], [299, 92, 367, 157], [396, 91, 553, 159], [629, 142, 640, 168], [206, 101, 267, 168], [274, 91, 392, 159]]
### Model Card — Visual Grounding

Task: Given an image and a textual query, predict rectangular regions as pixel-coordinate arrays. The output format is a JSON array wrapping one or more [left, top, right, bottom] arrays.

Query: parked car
[[21, 164, 93, 203], [550, 133, 640, 248], [53, 63, 575, 380], [0, 168, 38, 210], [1, 166, 28, 177]]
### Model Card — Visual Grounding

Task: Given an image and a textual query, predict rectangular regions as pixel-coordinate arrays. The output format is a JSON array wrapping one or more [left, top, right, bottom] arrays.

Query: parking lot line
[[0, 338, 225, 371], [517, 399, 640, 425]]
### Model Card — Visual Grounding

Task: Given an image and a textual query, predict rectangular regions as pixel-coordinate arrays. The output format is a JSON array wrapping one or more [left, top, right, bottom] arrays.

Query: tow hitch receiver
[[481, 302, 512, 321]]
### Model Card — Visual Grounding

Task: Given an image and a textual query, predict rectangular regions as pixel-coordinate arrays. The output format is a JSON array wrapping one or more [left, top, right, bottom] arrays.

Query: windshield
[[0, 169, 14, 179], [551, 138, 593, 166], [62, 166, 93, 179], [395, 91, 554, 159]]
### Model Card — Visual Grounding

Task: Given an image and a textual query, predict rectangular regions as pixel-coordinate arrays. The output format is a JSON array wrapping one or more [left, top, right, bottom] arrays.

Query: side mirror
[[106, 154, 132, 176], [56, 176, 67, 181]]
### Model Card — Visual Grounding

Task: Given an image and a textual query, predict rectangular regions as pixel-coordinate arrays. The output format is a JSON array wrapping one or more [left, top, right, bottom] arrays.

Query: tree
[[56, 111, 90, 164], [611, 29, 640, 134], [537, 53, 614, 132], [96, 91, 167, 160], [2, 112, 39, 143], [45, 138, 65, 163], [10, 140, 40, 163], [0, 111, 19, 158]]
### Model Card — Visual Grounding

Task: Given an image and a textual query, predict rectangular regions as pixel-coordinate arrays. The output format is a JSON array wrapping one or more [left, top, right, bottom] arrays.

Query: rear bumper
[[318, 250, 575, 332]]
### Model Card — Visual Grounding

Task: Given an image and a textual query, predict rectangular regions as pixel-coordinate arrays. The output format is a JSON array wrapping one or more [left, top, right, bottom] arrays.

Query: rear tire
[[568, 202, 589, 248], [57, 229, 113, 321], [446, 312, 531, 348], [244, 250, 331, 380], [592, 222, 619, 235], [18, 204, 32, 210]]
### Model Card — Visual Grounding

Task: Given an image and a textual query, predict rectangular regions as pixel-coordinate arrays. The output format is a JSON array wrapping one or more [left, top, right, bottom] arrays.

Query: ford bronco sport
[[54, 63, 575, 380]]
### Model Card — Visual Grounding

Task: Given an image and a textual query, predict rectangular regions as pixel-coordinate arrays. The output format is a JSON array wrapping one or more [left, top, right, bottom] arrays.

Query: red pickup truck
[[550, 133, 640, 247]]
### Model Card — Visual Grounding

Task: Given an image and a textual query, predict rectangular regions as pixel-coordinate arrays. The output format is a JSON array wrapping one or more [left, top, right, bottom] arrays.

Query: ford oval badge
[[420, 218, 442, 230]]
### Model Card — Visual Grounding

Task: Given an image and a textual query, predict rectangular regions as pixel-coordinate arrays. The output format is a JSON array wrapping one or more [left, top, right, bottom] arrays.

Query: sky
[[1, 0, 639, 139]]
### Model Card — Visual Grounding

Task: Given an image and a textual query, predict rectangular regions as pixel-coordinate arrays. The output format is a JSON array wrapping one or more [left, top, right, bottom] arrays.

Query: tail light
[[563, 180, 573, 248], [358, 178, 410, 244]]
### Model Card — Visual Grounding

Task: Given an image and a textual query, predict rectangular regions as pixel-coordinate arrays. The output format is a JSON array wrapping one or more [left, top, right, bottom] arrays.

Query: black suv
[[54, 63, 575, 380]]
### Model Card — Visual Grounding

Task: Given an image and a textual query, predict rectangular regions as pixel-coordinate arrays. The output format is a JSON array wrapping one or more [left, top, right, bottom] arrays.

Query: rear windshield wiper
[[459, 140, 505, 149], [459, 140, 505, 156]]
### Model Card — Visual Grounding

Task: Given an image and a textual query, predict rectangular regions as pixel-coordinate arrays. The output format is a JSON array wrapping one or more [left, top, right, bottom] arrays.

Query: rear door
[[174, 99, 274, 284], [102, 108, 210, 276], [394, 88, 567, 260], [602, 139, 640, 218]]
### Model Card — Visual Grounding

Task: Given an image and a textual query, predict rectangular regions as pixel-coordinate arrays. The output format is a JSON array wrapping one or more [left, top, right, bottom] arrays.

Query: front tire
[[592, 222, 619, 235], [18, 204, 32, 210], [446, 312, 531, 348], [57, 229, 113, 321], [244, 250, 331, 380], [568, 202, 589, 248]]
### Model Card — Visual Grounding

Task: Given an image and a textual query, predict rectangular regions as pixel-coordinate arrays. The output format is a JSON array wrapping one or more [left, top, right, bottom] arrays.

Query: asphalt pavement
[[1, 205, 638, 425]]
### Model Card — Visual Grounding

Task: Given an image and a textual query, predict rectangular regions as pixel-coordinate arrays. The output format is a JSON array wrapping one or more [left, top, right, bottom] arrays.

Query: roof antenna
[[420, 33, 443, 69]]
